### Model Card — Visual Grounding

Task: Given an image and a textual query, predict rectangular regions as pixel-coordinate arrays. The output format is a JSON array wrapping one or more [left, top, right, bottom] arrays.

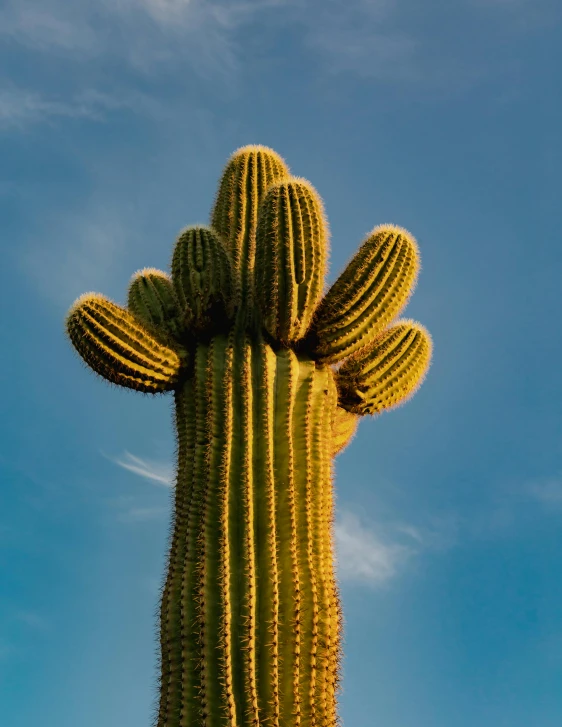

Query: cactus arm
[[211, 145, 289, 277], [127, 268, 186, 346], [331, 406, 360, 456], [128, 268, 180, 327], [65, 293, 185, 393], [309, 225, 419, 364], [255, 178, 328, 344], [336, 320, 432, 416], [171, 226, 235, 334], [210, 146, 290, 322]]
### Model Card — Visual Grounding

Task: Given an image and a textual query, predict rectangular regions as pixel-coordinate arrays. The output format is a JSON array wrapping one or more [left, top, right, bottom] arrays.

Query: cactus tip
[[230, 143, 289, 167], [130, 267, 170, 281]]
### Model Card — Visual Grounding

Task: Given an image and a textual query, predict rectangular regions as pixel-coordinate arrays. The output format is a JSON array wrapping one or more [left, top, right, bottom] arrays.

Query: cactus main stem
[[157, 331, 342, 727], [65, 145, 432, 727]]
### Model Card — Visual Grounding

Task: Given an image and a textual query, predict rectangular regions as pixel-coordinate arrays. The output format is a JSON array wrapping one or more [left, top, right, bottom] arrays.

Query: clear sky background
[[1, 1, 562, 726]]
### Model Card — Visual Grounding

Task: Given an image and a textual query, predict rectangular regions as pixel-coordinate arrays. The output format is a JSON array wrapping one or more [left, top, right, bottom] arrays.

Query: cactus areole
[[66, 146, 432, 727]]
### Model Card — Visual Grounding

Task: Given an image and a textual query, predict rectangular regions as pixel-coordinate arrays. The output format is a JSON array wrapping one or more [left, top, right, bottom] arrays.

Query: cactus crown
[[66, 143, 431, 414]]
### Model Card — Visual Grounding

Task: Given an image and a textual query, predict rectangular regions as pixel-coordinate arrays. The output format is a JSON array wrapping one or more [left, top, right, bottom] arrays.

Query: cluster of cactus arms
[[65, 145, 432, 727]]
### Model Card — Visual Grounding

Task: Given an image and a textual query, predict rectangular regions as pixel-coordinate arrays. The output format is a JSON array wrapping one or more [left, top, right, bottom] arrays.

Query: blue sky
[[1, 1, 562, 725]]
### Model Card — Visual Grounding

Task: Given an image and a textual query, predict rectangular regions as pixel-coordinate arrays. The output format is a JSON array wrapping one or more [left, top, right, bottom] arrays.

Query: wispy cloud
[[108, 451, 175, 487], [117, 505, 169, 522], [15, 610, 49, 631], [138, 0, 194, 24], [0, 1, 99, 54], [0, 0, 290, 76], [21, 200, 130, 305], [335, 510, 416, 586], [304, 0, 421, 82], [0, 86, 151, 130], [528, 478, 562, 508], [303, 0, 556, 88], [2, 0, 548, 98], [103, 452, 173, 523]]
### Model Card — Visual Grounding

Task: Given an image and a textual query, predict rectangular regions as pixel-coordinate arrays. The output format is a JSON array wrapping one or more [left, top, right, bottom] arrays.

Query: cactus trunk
[[158, 331, 342, 727]]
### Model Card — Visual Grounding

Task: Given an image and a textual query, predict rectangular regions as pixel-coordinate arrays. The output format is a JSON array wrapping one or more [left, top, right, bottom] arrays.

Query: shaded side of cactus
[[65, 146, 432, 727], [171, 225, 236, 334]]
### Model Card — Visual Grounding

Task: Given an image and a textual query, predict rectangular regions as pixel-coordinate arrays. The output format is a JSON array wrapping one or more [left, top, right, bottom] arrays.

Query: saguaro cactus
[[66, 145, 432, 727]]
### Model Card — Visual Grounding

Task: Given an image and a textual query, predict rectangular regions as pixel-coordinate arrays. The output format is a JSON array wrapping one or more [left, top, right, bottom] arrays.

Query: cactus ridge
[[64, 145, 432, 727]]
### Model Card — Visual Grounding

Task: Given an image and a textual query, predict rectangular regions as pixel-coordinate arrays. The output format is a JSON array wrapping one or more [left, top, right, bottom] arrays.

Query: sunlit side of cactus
[[65, 145, 432, 727]]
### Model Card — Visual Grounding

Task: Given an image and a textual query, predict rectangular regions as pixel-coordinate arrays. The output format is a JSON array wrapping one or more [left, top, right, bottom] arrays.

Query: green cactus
[[65, 144, 432, 727]]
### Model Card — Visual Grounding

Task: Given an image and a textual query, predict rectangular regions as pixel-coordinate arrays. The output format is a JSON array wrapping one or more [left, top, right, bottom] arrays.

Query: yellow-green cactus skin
[[65, 145, 432, 727]]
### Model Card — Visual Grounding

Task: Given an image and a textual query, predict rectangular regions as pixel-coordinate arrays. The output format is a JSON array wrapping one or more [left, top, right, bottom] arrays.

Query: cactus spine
[[65, 145, 432, 727]]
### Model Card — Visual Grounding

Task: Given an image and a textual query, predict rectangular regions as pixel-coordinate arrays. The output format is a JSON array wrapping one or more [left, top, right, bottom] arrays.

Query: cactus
[[65, 144, 432, 727]]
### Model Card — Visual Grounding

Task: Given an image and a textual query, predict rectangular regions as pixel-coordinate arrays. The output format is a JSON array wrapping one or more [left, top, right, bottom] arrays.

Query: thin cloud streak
[[0, 86, 160, 130], [109, 451, 175, 487], [117, 505, 169, 522]]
